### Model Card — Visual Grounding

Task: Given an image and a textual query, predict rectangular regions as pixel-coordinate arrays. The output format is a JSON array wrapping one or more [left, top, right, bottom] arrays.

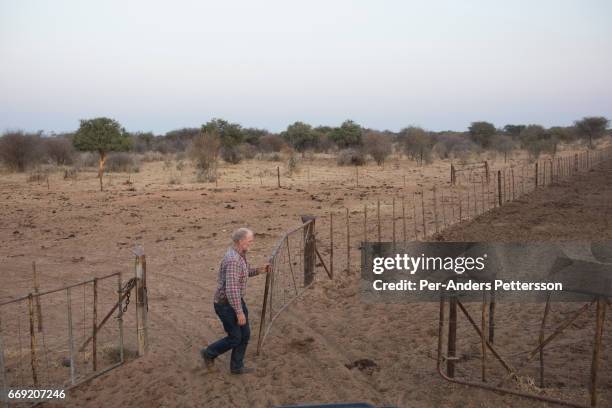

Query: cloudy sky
[[1, 0, 611, 134]]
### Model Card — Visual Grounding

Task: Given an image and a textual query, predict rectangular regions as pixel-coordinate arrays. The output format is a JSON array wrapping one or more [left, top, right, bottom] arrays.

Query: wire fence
[[0, 258, 144, 407]]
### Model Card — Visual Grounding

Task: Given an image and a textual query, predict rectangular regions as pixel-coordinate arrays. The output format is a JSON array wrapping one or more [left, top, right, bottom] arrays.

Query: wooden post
[[484, 161, 490, 183], [117, 273, 124, 364], [535, 162, 539, 187], [377, 199, 381, 242], [28, 294, 38, 386], [497, 170, 502, 206], [355, 166, 359, 187], [458, 189, 463, 220], [539, 294, 551, 388], [330, 213, 334, 279], [441, 190, 446, 228], [489, 290, 496, 344], [363, 205, 367, 244], [473, 182, 477, 216], [0, 317, 7, 408], [511, 168, 515, 201], [421, 190, 427, 238], [277, 166, 280, 188], [134, 247, 148, 356], [32, 262, 43, 332], [92, 278, 98, 371], [392, 197, 396, 247], [591, 297, 606, 407], [301, 216, 316, 284], [66, 288, 76, 384], [433, 187, 438, 234], [403, 174, 406, 189], [447, 294, 457, 378], [412, 193, 418, 240], [257, 270, 272, 355], [402, 197, 407, 242], [481, 293, 487, 382], [345, 209, 350, 272], [450, 164, 455, 185]]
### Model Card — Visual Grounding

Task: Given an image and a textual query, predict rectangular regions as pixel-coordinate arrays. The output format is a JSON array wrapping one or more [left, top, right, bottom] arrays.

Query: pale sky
[[1, 0, 611, 134]]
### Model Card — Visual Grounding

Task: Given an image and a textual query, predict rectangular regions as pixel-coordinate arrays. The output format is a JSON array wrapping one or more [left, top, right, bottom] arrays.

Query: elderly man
[[201, 227, 270, 374]]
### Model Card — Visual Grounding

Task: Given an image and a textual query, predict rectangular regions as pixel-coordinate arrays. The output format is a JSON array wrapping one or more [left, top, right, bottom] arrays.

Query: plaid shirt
[[213, 246, 259, 314]]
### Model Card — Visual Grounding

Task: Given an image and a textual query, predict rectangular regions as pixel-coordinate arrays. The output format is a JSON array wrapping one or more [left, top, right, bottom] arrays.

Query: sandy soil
[[0, 150, 610, 408]]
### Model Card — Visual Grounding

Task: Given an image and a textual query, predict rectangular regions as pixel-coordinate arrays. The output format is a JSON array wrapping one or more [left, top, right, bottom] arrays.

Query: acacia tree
[[574, 116, 609, 149], [468, 121, 496, 148], [281, 121, 318, 156], [329, 120, 363, 148], [73, 117, 132, 191]]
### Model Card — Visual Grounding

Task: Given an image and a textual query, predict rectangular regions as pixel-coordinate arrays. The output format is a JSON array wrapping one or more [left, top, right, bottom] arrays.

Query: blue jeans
[[203, 299, 250, 372]]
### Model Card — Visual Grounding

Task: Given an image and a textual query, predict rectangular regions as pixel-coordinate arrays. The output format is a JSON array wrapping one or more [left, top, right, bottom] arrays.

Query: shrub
[[105, 152, 140, 173], [0, 131, 44, 172], [286, 154, 299, 175], [188, 131, 221, 179], [239, 143, 257, 159], [259, 134, 286, 153], [221, 146, 242, 164], [363, 131, 392, 165], [141, 151, 164, 162], [337, 148, 366, 166], [44, 137, 75, 165], [398, 127, 433, 165]]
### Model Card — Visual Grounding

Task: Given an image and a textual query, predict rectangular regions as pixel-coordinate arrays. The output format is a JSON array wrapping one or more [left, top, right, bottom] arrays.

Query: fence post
[[117, 273, 125, 364], [277, 166, 281, 188], [28, 294, 38, 386], [447, 294, 457, 378], [301, 216, 316, 285], [497, 170, 502, 206], [32, 262, 43, 332], [392, 197, 396, 248], [421, 190, 427, 238], [591, 297, 606, 407], [0, 317, 8, 408], [433, 187, 439, 234], [450, 163, 455, 185], [345, 209, 350, 273], [134, 247, 148, 356], [485, 161, 490, 183], [66, 288, 76, 385], [535, 162, 539, 187], [377, 199, 381, 242], [92, 278, 98, 371], [330, 213, 334, 279], [402, 197, 407, 243], [363, 204, 367, 244]]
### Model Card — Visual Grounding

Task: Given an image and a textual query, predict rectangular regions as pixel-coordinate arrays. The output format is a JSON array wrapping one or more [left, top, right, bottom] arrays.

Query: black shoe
[[200, 349, 214, 371], [231, 367, 255, 375]]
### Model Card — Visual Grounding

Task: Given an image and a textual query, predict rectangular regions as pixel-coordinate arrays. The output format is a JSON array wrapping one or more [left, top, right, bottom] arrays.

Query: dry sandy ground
[[0, 151, 610, 408]]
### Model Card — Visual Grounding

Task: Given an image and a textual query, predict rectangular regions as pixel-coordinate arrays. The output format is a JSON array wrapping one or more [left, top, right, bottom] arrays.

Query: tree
[[241, 127, 268, 146], [574, 116, 609, 149], [73, 117, 132, 191], [329, 120, 363, 148], [281, 121, 318, 155], [363, 131, 392, 165], [519, 125, 555, 159], [468, 121, 496, 148], [503, 124, 526, 137], [202, 119, 243, 163], [398, 126, 433, 165]]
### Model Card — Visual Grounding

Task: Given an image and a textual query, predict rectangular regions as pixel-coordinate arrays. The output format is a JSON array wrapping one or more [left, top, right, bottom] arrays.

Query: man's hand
[[237, 312, 247, 326], [259, 264, 271, 274]]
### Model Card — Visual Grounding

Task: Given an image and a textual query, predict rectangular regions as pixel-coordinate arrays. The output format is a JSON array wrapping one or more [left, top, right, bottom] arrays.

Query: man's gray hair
[[232, 227, 254, 243]]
